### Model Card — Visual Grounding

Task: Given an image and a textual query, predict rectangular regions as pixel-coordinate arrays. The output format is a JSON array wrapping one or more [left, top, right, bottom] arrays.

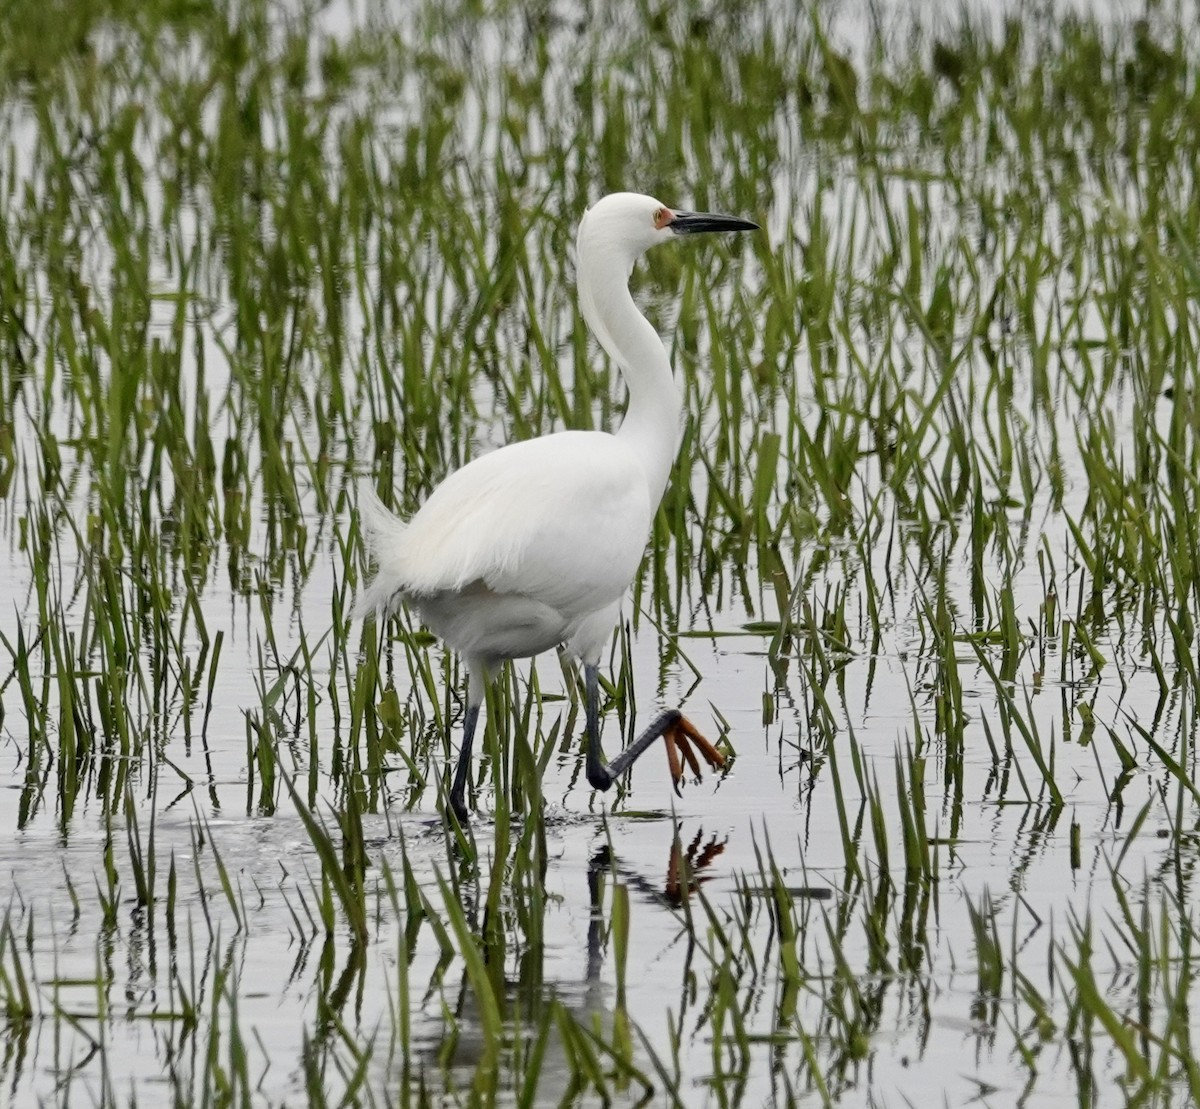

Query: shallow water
[[2, 0, 1199, 1105]]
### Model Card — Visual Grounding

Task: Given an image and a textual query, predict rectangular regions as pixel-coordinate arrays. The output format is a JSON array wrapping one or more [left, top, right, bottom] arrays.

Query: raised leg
[[583, 663, 725, 793]]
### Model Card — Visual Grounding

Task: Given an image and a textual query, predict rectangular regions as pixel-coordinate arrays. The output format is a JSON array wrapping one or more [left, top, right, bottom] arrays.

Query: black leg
[[584, 663, 682, 791], [449, 702, 480, 824]]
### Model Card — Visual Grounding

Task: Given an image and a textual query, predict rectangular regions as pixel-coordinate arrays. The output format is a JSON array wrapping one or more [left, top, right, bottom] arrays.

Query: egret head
[[578, 192, 758, 269]]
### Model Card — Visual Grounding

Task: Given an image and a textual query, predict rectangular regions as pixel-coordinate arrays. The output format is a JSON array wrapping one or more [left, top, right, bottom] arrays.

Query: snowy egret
[[358, 191, 758, 823]]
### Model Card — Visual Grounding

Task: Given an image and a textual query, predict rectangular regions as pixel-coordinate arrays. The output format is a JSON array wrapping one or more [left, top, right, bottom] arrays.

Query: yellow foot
[[664, 715, 727, 795]]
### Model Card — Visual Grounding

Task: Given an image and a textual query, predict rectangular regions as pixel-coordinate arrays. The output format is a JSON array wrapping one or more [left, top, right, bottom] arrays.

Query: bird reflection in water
[[406, 820, 729, 1103]]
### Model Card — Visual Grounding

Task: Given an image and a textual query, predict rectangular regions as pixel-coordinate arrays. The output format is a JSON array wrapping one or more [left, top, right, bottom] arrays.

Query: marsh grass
[[2, 0, 1200, 1103]]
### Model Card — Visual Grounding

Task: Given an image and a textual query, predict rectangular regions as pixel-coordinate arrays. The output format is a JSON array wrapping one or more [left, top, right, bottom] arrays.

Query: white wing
[[361, 430, 653, 622]]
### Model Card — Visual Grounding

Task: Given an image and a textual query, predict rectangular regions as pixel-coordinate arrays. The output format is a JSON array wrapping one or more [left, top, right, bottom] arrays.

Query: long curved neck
[[577, 244, 682, 512]]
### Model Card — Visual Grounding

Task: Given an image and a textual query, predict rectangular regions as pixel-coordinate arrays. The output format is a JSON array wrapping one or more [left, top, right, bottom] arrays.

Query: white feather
[[357, 431, 652, 643]]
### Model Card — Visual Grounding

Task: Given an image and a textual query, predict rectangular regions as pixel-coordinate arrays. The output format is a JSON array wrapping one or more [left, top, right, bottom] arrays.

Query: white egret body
[[359, 192, 757, 822]]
